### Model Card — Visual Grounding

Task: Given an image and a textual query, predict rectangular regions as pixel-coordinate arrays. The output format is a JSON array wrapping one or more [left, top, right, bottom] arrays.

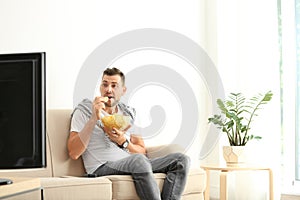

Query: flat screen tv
[[0, 52, 46, 169]]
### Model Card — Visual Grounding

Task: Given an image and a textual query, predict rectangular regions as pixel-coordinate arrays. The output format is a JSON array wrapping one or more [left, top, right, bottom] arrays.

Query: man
[[68, 67, 190, 200]]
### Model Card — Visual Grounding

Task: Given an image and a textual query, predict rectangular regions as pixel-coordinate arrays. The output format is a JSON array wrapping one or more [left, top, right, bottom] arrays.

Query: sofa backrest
[[46, 109, 85, 177]]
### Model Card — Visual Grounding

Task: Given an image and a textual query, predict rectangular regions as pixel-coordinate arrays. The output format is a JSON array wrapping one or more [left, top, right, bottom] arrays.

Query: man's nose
[[106, 85, 113, 93]]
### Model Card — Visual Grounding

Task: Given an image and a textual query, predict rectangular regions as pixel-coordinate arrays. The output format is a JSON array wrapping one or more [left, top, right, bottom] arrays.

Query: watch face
[[123, 140, 129, 148]]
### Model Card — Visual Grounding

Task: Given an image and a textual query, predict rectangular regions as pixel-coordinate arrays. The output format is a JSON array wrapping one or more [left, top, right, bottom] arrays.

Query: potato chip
[[103, 97, 109, 102], [101, 114, 130, 130]]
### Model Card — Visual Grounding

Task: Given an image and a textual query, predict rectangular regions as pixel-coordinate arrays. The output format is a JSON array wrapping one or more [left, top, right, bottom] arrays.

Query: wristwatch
[[120, 139, 129, 149]]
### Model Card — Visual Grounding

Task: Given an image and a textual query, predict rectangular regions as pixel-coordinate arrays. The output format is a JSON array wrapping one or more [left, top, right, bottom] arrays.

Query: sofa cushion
[[104, 168, 205, 200], [41, 177, 112, 200], [104, 173, 165, 200], [146, 144, 184, 159]]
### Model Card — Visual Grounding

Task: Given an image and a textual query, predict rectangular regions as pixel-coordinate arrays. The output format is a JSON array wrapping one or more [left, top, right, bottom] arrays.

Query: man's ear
[[122, 86, 127, 95]]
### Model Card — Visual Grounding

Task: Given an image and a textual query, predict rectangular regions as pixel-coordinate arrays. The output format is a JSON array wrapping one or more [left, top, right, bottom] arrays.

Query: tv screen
[[0, 52, 46, 169]]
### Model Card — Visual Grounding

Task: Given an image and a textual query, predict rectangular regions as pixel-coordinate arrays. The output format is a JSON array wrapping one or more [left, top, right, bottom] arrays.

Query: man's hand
[[93, 96, 108, 120], [103, 127, 127, 146], [103, 125, 146, 154]]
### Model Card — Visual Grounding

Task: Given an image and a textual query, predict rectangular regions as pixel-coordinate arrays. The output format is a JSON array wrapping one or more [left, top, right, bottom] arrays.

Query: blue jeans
[[93, 153, 190, 200]]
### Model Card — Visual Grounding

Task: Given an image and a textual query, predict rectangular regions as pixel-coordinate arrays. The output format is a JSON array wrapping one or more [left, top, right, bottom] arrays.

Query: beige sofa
[[0, 109, 206, 200]]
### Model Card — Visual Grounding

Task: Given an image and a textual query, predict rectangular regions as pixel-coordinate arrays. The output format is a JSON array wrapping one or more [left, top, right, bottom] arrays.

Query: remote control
[[0, 178, 13, 185]]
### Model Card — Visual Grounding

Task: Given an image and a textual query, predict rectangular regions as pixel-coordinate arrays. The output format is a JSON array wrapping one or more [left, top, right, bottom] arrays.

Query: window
[[295, 0, 300, 181], [279, 0, 300, 192]]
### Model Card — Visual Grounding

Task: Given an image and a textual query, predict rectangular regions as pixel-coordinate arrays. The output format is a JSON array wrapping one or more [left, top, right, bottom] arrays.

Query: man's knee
[[130, 154, 152, 173], [180, 153, 190, 166], [173, 152, 191, 172], [130, 153, 148, 162]]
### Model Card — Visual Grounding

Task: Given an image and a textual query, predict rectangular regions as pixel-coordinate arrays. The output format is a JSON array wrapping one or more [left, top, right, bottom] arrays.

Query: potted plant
[[208, 91, 273, 166]]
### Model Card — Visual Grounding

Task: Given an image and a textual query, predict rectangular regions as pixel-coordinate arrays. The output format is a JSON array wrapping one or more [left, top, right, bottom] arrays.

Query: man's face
[[100, 74, 126, 107]]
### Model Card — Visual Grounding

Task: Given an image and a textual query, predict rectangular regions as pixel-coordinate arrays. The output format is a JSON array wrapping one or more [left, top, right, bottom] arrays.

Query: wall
[[0, 0, 211, 109]]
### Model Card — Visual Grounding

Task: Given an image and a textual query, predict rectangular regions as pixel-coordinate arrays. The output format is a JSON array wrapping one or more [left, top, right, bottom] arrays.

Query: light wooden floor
[[281, 194, 300, 200], [210, 194, 300, 200]]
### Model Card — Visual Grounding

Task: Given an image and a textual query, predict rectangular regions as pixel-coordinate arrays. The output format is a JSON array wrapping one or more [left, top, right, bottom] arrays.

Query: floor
[[210, 194, 300, 200], [281, 194, 300, 200]]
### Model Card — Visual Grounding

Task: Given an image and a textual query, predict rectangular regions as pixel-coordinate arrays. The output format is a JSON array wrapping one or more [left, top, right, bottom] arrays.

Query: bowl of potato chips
[[101, 114, 130, 130]]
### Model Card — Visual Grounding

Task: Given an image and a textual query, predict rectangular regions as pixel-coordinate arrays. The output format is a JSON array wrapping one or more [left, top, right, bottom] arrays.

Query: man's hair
[[102, 67, 125, 85]]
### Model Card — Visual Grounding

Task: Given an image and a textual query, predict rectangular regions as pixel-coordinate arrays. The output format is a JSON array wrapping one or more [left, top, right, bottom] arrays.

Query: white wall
[[1, 0, 210, 109]]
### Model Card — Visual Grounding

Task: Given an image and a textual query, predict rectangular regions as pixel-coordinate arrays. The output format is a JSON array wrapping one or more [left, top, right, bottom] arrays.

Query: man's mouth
[[107, 96, 114, 99]]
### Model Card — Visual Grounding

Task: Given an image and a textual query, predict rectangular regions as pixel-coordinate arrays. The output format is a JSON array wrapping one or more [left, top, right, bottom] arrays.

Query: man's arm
[[68, 132, 85, 160], [67, 117, 97, 160], [128, 134, 146, 154], [68, 96, 107, 160]]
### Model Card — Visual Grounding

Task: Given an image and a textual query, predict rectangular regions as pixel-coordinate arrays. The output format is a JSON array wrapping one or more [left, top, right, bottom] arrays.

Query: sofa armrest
[[146, 144, 185, 159]]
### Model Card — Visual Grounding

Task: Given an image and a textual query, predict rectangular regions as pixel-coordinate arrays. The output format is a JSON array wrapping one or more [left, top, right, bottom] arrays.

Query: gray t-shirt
[[70, 107, 131, 174]]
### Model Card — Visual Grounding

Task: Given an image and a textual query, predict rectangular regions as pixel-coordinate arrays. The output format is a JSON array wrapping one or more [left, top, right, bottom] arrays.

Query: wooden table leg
[[204, 169, 210, 200], [268, 169, 274, 200], [220, 170, 228, 200]]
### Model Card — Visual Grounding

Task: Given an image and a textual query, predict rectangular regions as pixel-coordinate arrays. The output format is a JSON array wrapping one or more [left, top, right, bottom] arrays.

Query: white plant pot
[[222, 146, 247, 167]]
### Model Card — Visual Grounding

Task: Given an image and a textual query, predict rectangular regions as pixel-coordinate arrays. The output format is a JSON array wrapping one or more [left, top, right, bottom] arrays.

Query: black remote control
[[0, 178, 13, 185]]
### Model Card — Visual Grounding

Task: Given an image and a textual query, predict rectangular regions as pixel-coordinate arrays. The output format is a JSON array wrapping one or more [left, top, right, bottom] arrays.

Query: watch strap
[[118, 139, 129, 149]]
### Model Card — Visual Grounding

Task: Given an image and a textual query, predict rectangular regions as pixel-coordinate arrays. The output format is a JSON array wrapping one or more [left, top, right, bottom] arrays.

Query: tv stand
[[0, 177, 41, 200]]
